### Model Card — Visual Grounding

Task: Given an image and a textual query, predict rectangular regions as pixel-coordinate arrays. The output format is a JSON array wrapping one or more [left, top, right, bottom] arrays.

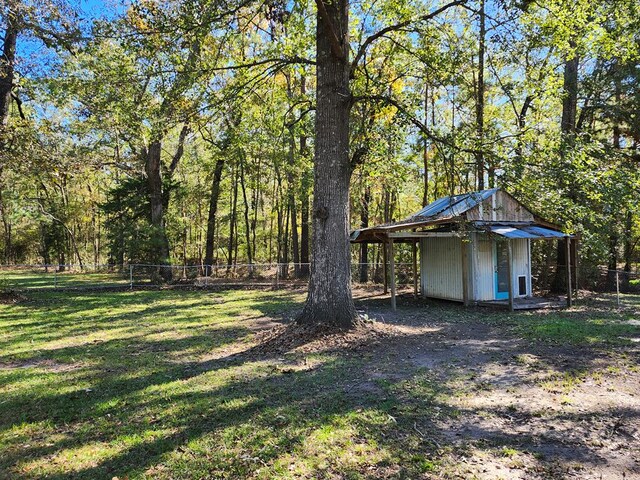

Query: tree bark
[[286, 131, 300, 277], [239, 153, 253, 273], [551, 44, 579, 293], [299, 87, 311, 278], [300, 167, 310, 278], [0, 8, 18, 127], [422, 81, 429, 206], [475, 0, 485, 190], [227, 162, 238, 272], [145, 139, 172, 280], [204, 158, 224, 272], [298, 0, 358, 328], [561, 47, 579, 141]]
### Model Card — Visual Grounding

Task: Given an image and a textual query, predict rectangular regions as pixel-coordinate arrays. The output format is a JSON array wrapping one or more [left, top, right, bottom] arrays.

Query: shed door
[[494, 241, 509, 300]]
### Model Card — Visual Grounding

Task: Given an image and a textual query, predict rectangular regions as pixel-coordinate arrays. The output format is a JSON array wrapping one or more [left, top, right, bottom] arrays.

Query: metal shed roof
[[411, 188, 498, 219], [350, 189, 570, 243], [350, 189, 500, 243], [488, 225, 569, 239]]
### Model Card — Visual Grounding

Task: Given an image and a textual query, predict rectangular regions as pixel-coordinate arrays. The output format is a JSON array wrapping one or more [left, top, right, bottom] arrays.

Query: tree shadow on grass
[[0, 289, 302, 359], [5, 342, 638, 479], [1, 290, 639, 479]]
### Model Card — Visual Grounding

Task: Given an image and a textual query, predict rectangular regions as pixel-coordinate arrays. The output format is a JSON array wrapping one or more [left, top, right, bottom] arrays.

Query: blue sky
[[77, 0, 125, 21], [15, 0, 125, 69]]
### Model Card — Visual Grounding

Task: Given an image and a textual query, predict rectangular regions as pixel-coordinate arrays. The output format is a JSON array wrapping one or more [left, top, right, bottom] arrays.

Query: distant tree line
[[0, 0, 638, 301]]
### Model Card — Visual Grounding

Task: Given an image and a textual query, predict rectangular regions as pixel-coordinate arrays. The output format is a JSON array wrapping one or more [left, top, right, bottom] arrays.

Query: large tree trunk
[[204, 158, 225, 273], [551, 46, 579, 293], [422, 81, 429, 206], [0, 9, 18, 127], [560, 48, 579, 141], [298, 0, 358, 328], [145, 139, 172, 280], [475, 0, 485, 190], [299, 94, 310, 278]]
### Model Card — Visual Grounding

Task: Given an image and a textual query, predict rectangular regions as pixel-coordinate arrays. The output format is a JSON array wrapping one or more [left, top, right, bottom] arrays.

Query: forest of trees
[[0, 0, 638, 305]]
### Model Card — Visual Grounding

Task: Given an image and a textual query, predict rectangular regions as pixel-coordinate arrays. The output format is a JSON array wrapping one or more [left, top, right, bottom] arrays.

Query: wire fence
[[0, 262, 418, 292], [1, 263, 637, 310], [595, 268, 640, 309]]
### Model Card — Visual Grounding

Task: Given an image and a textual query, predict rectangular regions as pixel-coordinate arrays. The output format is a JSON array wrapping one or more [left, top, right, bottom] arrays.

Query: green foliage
[[101, 175, 180, 265], [0, 0, 638, 281]]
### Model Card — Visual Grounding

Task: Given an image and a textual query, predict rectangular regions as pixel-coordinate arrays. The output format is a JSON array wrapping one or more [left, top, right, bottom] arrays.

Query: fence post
[[54, 267, 58, 289], [616, 270, 620, 308], [129, 265, 133, 290]]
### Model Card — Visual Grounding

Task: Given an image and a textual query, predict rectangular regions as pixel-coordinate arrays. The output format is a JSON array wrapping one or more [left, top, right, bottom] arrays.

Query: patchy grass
[[1, 288, 639, 479], [516, 315, 640, 345], [0, 268, 131, 290], [0, 289, 448, 479]]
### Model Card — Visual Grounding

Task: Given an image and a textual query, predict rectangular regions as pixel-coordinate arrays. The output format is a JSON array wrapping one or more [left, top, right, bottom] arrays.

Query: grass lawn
[[1, 287, 639, 479], [0, 269, 131, 290]]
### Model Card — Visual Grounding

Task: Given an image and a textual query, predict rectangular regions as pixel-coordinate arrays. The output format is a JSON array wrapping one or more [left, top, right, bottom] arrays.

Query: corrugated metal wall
[[511, 238, 531, 297], [420, 235, 531, 302], [470, 234, 531, 301], [420, 237, 463, 301], [472, 233, 494, 301]]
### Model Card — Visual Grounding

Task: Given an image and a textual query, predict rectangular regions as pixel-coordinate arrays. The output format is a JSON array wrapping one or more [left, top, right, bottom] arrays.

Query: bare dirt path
[[344, 292, 640, 479]]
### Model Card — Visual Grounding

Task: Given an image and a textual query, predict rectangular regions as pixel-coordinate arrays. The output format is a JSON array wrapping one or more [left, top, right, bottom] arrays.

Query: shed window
[[518, 276, 527, 296]]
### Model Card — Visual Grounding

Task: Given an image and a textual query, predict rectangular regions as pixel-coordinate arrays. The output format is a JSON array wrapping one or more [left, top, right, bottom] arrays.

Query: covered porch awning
[[485, 224, 573, 239]]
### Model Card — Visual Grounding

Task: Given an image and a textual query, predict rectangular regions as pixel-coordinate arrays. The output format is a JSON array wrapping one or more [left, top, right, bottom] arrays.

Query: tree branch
[[315, 0, 346, 60], [10, 92, 26, 120], [351, 0, 467, 74], [352, 93, 485, 156], [168, 124, 190, 177]]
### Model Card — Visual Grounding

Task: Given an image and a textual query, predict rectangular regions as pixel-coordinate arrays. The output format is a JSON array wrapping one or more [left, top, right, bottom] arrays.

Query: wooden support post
[[412, 240, 418, 298], [389, 240, 396, 311], [566, 237, 572, 307], [461, 236, 470, 306], [382, 241, 388, 294], [507, 239, 514, 312], [571, 237, 578, 297]]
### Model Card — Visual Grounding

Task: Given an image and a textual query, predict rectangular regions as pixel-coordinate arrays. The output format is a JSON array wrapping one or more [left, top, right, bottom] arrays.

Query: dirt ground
[[374, 297, 637, 479], [273, 290, 640, 480]]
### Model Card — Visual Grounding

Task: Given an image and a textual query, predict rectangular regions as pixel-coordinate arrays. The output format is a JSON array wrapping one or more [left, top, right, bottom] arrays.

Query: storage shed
[[350, 189, 576, 311]]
